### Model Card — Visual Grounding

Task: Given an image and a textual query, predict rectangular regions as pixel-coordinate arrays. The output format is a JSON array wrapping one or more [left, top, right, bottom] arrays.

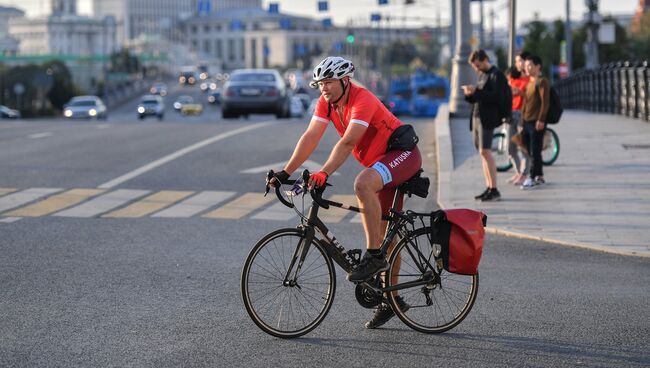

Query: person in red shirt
[[269, 56, 422, 328], [506, 50, 532, 185]]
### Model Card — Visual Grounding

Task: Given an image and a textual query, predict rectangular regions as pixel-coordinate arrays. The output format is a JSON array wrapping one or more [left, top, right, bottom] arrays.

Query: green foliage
[[110, 48, 141, 73], [43, 60, 78, 110], [630, 12, 650, 60], [0, 60, 78, 116], [522, 16, 640, 76]]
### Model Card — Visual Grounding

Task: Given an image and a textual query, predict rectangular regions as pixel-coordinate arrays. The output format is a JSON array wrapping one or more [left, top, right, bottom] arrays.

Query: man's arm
[[320, 122, 367, 175], [283, 118, 328, 175], [537, 78, 551, 123]]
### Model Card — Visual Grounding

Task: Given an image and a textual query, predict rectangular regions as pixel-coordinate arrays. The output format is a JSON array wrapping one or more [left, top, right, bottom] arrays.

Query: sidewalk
[[434, 104, 650, 258]]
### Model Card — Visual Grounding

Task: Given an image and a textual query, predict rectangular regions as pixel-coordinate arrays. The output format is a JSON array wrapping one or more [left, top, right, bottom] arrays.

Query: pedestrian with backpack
[[462, 49, 510, 201], [520, 55, 550, 189]]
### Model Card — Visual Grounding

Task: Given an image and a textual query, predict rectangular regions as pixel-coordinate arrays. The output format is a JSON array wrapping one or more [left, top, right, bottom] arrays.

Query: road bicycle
[[493, 124, 561, 172], [240, 169, 479, 338]]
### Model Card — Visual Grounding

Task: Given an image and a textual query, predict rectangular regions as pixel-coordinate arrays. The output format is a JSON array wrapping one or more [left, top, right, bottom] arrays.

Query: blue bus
[[387, 71, 449, 117]]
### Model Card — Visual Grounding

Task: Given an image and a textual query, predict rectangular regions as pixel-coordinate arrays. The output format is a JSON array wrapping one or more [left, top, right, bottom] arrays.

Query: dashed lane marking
[[53, 189, 150, 218], [202, 192, 274, 219], [102, 190, 194, 218], [0, 188, 63, 213], [98, 122, 274, 189], [4, 188, 105, 217], [152, 191, 236, 218], [0, 188, 18, 197]]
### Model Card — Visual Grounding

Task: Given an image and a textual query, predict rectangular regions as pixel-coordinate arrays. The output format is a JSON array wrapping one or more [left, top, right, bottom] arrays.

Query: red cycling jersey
[[312, 83, 403, 167]]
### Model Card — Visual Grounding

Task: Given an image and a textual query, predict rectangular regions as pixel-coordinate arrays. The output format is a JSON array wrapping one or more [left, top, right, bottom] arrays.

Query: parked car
[[221, 68, 291, 119], [137, 95, 164, 120], [63, 96, 107, 120], [173, 95, 194, 111], [0, 105, 20, 119], [149, 82, 168, 96]]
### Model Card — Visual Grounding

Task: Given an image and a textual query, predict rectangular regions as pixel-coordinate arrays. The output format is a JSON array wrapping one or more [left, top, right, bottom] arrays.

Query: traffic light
[[346, 31, 355, 44]]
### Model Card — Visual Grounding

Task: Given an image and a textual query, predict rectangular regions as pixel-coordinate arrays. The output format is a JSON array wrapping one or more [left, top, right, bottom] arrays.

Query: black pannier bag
[[387, 124, 419, 152]]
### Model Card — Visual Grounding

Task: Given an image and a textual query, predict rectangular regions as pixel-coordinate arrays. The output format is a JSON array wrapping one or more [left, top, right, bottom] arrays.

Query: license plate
[[240, 88, 261, 96]]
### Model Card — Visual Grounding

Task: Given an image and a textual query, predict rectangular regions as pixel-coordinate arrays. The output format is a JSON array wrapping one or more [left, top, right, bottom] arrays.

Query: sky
[[0, 0, 639, 28]]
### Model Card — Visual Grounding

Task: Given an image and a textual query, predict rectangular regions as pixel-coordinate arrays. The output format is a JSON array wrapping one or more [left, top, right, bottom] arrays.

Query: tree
[[43, 60, 78, 111], [630, 12, 650, 60]]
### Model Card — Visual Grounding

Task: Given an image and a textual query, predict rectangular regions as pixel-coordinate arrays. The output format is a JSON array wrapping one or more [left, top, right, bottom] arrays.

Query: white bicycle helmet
[[310, 56, 355, 88]]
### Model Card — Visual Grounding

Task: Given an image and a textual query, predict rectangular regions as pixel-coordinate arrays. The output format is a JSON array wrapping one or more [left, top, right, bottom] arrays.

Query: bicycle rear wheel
[[386, 227, 479, 333], [241, 228, 336, 338], [492, 132, 513, 172], [542, 128, 560, 165]]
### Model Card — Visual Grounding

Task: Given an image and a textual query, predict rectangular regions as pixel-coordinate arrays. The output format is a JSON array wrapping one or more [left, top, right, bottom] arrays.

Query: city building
[[0, 6, 24, 56], [7, 0, 117, 91], [182, 3, 427, 72], [92, 0, 263, 44]]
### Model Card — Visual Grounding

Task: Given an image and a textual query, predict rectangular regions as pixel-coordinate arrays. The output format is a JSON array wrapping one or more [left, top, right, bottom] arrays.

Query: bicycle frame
[[277, 174, 437, 295]]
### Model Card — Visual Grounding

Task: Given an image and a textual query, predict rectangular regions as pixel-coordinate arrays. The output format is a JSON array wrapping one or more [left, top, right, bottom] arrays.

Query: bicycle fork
[[282, 226, 315, 287]]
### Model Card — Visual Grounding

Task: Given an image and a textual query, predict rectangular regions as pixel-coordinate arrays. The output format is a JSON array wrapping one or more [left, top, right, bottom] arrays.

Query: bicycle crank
[[355, 276, 383, 309]]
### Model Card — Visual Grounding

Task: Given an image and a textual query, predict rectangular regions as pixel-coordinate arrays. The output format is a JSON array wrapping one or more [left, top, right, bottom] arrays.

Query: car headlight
[[64, 109, 72, 117], [89, 109, 97, 117], [137, 106, 145, 113]]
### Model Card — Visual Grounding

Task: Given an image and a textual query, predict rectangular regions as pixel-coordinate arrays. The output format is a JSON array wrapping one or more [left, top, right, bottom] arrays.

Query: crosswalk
[[0, 187, 362, 223]]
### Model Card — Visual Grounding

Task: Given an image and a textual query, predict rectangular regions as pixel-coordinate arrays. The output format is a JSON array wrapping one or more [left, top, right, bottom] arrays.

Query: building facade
[[0, 6, 24, 56]]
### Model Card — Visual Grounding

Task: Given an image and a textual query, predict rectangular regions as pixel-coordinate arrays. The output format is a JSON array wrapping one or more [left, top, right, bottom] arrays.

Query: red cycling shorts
[[370, 147, 422, 216]]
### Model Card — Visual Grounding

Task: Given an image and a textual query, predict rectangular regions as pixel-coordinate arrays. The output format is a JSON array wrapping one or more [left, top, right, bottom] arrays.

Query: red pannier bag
[[430, 209, 487, 275]]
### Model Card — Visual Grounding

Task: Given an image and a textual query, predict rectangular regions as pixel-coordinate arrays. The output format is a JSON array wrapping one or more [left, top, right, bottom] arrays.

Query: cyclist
[[268, 56, 422, 328]]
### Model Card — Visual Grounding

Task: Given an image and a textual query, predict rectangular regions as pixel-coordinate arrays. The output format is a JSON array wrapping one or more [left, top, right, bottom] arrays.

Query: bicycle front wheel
[[492, 132, 513, 172], [386, 227, 479, 333], [542, 128, 560, 166], [241, 228, 336, 338]]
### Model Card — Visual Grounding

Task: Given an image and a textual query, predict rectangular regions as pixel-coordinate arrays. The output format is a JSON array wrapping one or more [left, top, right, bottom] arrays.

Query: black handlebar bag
[[430, 209, 486, 275]]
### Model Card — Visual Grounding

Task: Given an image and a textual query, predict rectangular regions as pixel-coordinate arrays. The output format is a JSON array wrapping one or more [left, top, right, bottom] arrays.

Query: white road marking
[[27, 132, 53, 139], [152, 191, 236, 218], [240, 159, 340, 176], [0, 188, 63, 213], [0, 217, 23, 223], [251, 202, 296, 221], [98, 122, 274, 189], [53, 189, 150, 217]]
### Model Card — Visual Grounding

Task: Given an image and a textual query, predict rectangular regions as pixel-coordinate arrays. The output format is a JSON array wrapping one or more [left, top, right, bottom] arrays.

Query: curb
[[433, 103, 649, 259]]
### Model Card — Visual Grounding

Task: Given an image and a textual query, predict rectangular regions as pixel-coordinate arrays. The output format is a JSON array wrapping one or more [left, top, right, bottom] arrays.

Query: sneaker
[[534, 176, 546, 186], [365, 296, 411, 329], [348, 252, 389, 282], [474, 187, 490, 200], [521, 177, 537, 190], [481, 188, 501, 201]]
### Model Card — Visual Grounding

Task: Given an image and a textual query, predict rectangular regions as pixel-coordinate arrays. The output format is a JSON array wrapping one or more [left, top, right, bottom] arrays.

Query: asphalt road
[[0, 84, 648, 367]]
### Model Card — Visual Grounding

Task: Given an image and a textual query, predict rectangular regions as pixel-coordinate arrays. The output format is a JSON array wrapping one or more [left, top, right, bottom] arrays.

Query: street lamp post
[[449, 0, 474, 117], [508, 0, 516, 67]]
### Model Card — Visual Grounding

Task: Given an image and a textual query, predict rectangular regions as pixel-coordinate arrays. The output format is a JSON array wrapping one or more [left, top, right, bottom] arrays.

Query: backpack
[[430, 209, 486, 275], [546, 86, 563, 124], [496, 70, 512, 123]]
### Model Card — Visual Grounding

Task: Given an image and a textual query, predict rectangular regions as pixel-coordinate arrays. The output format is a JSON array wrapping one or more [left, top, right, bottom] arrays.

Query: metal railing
[[555, 61, 650, 122]]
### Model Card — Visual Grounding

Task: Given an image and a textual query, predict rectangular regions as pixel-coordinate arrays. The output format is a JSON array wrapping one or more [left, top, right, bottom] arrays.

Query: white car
[[63, 96, 108, 120], [137, 95, 164, 120]]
